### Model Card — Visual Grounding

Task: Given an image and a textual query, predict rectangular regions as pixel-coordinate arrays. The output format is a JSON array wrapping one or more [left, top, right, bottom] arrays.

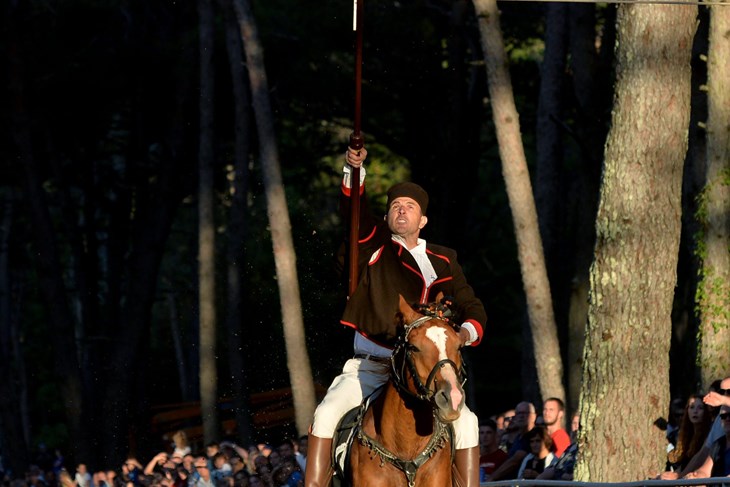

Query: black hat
[[387, 182, 429, 215]]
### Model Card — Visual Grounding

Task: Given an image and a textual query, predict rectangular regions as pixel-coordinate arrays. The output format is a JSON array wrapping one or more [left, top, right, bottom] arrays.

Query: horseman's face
[[386, 197, 428, 241]]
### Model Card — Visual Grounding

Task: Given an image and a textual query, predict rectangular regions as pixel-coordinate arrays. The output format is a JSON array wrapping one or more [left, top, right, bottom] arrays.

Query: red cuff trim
[[341, 182, 366, 197], [464, 319, 483, 346]]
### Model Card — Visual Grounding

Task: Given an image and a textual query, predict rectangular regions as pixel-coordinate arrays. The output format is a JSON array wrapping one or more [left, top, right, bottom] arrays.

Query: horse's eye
[[407, 344, 420, 353]]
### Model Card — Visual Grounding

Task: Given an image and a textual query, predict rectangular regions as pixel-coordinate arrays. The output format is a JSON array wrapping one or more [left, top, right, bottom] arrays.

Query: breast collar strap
[[354, 401, 454, 487]]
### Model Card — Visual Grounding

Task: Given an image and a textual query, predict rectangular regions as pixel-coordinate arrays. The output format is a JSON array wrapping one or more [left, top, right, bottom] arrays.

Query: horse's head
[[392, 295, 466, 423]]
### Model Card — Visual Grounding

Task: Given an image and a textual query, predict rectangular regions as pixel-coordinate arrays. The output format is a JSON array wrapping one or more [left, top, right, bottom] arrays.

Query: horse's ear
[[435, 291, 444, 303], [397, 294, 418, 323]]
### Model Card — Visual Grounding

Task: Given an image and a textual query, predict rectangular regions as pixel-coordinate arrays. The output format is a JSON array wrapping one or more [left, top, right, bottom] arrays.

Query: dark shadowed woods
[[1, 0, 726, 477]]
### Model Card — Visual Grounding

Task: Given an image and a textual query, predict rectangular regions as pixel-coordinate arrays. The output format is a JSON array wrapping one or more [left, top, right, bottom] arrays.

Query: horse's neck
[[373, 382, 435, 454]]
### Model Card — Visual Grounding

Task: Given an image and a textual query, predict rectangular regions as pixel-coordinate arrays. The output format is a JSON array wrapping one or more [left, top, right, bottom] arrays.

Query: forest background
[[1, 0, 728, 482]]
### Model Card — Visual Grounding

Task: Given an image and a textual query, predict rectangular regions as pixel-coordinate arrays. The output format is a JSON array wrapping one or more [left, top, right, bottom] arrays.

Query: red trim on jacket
[[426, 248, 451, 264], [368, 246, 384, 266], [360, 226, 377, 244], [464, 319, 483, 346], [339, 321, 394, 349], [432, 276, 453, 286]]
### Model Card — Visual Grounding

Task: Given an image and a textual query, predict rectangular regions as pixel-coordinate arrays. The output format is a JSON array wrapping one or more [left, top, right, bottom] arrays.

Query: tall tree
[[535, 4, 567, 289], [565, 4, 614, 415], [0, 192, 31, 475], [533, 3, 568, 407], [473, 0, 566, 402], [7, 5, 88, 461], [221, 0, 254, 443], [575, 5, 696, 481], [232, 0, 316, 436], [697, 5, 730, 391], [198, 0, 220, 444]]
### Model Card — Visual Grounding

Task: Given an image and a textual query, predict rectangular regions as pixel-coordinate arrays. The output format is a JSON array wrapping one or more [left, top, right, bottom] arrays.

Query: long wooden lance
[[348, 0, 364, 297]]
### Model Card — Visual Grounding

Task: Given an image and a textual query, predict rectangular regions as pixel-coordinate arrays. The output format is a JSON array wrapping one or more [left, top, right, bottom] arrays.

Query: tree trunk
[[222, 0, 255, 444], [473, 0, 566, 403], [0, 192, 31, 475], [198, 0, 220, 444], [575, 5, 695, 481], [534, 4, 569, 405], [565, 4, 612, 415], [697, 5, 730, 391], [232, 0, 317, 436], [431, 0, 482, 250], [7, 15, 87, 462], [535, 4, 567, 282], [167, 292, 191, 401]]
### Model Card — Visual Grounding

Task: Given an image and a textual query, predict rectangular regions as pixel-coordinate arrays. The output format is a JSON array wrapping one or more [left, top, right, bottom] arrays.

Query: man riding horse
[[305, 146, 487, 487]]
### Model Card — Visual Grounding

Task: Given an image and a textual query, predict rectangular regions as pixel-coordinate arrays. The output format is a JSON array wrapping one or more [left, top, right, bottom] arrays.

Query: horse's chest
[[351, 410, 452, 487]]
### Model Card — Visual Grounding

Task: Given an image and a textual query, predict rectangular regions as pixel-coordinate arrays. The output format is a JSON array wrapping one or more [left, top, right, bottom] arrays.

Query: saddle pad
[[331, 404, 363, 487], [331, 387, 384, 486]]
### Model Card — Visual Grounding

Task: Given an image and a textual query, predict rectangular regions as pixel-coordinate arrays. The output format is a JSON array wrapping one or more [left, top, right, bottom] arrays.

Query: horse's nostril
[[435, 389, 452, 409]]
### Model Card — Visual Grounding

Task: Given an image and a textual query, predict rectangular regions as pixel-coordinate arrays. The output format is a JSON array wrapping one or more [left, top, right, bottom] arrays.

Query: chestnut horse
[[348, 296, 466, 487]]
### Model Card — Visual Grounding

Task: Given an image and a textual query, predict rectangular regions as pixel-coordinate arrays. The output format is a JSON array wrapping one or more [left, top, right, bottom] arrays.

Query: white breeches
[[311, 357, 478, 449]]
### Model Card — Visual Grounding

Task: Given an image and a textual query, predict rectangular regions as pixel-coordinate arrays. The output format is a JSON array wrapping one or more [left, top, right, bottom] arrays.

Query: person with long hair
[[685, 405, 730, 478], [666, 394, 712, 472]]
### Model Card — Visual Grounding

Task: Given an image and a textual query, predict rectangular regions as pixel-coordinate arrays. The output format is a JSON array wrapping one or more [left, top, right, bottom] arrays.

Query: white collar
[[392, 234, 427, 253]]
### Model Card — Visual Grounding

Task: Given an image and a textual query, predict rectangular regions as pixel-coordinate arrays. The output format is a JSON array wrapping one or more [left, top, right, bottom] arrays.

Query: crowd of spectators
[[0, 433, 307, 487], [4, 378, 730, 486], [477, 376, 730, 482]]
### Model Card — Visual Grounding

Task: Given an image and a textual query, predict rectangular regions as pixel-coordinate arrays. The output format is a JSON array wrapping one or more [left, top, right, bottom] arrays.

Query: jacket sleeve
[[448, 251, 487, 346], [339, 181, 390, 279]]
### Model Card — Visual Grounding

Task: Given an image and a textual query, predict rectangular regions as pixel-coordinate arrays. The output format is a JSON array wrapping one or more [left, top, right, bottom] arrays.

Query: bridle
[[390, 314, 466, 402]]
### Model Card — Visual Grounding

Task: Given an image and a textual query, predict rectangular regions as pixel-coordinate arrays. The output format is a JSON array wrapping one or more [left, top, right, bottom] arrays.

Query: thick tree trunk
[[473, 0, 566, 403], [222, 0, 255, 444], [232, 0, 317, 436], [198, 0, 220, 444], [575, 6, 695, 481], [697, 5, 730, 391]]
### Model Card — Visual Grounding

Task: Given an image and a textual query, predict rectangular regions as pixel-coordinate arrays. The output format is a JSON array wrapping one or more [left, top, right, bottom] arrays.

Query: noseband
[[390, 314, 466, 403]]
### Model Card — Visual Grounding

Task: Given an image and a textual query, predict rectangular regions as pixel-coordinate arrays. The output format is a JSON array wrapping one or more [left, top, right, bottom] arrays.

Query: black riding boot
[[304, 434, 333, 487], [455, 446, 480, 487]]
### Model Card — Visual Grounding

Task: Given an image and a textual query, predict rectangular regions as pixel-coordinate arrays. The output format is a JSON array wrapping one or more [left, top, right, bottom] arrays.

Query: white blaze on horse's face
[[425, 326, 464, 413]]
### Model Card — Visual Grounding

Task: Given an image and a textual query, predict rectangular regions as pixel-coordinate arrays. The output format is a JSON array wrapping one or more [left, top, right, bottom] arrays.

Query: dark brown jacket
[[340, 183, 486, 347]]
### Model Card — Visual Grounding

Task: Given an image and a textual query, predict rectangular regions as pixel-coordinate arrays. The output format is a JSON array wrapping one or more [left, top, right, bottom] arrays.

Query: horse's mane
[[411, 295, 460, 330]]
